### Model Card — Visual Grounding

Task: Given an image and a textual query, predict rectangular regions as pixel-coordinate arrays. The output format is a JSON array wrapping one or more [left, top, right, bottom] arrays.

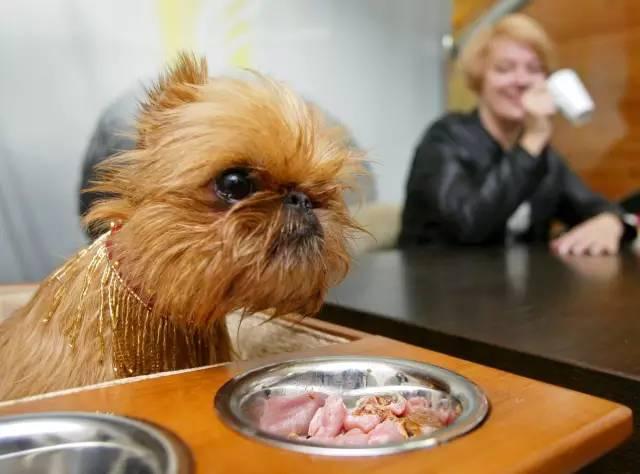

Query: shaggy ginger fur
[[0, 53, 362, 401]]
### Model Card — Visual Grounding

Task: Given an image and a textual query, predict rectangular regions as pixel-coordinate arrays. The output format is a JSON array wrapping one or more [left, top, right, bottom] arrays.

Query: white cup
[[546, 69, 595, 126]]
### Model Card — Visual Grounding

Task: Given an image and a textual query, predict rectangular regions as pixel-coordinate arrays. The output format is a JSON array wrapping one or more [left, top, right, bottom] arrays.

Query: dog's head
[[86, 53, 363, 325]]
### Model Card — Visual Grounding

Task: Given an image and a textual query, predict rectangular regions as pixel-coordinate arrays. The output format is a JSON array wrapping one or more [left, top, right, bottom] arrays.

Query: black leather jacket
[[399, 110, 634, 247]]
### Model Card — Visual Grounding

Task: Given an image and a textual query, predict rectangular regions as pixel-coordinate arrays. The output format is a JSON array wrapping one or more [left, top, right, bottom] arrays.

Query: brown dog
[[0, 53, 362, 401]]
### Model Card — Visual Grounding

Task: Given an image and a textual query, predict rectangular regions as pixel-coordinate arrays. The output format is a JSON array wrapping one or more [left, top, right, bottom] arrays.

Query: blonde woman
[[400, 14, 635, 254]]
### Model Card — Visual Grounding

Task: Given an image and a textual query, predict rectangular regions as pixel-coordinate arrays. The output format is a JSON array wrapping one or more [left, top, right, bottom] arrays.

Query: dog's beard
[[270, 207, 324, 259], [209, 200, 348, 322]]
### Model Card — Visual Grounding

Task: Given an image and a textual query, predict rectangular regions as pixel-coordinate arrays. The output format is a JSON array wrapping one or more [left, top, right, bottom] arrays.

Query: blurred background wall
[[0, 0, 451, 283]]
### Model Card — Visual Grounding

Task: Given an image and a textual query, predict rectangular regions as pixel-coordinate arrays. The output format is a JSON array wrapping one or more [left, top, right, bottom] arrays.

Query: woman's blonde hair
[[459, 14, 555, 93]]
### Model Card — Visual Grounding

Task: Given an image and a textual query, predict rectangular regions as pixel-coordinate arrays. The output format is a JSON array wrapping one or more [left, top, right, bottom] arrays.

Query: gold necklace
[[41, 225, 219, 377]]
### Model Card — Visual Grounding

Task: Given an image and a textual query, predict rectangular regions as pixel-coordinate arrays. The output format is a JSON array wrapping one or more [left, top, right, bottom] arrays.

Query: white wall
[[0, 0, 450, 283]]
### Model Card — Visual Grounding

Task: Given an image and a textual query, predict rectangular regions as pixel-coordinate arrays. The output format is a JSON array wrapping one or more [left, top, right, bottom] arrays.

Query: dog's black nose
[[284, 191, 313, 211]]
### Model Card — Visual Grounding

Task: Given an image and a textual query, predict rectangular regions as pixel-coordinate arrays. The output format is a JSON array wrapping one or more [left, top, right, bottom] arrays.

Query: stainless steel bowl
[[215, 356, 489, 456], [0, 412, 191, 474]]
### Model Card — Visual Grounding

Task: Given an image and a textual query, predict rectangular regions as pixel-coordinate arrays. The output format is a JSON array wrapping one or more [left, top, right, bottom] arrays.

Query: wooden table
[[319, 245, 640, 471], [0, 335, 631, 473]]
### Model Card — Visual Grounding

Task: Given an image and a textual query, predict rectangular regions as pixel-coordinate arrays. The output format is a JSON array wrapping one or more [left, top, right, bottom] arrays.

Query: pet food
[[258, 393, 459, 446]]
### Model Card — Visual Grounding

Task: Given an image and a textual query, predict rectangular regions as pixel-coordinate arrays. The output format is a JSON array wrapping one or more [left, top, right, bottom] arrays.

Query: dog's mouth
[[284, 207, 323, 238], [269, 208, 324, 256]]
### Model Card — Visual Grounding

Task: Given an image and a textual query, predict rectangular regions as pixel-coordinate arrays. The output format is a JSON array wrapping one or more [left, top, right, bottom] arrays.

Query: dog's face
[[87, 54, 362, 325]]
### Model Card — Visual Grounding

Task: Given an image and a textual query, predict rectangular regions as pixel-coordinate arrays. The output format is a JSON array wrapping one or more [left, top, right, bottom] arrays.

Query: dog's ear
[[137, 51, 208, 146]]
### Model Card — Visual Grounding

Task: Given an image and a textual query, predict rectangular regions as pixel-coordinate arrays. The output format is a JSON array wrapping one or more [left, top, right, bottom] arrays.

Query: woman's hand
[[550, 213, 624, 256], [519, 82, 557, 156]]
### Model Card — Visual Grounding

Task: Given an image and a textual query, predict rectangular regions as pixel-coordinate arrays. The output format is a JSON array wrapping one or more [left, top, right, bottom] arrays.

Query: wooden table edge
[[514, 405, 633, 474]]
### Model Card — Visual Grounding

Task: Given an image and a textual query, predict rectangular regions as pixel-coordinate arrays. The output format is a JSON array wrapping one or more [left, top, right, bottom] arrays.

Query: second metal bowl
[[0, 412, 191, 474]]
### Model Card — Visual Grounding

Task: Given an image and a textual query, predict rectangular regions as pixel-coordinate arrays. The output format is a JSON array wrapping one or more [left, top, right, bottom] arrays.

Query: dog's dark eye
[[215, 168, 256, 203]]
